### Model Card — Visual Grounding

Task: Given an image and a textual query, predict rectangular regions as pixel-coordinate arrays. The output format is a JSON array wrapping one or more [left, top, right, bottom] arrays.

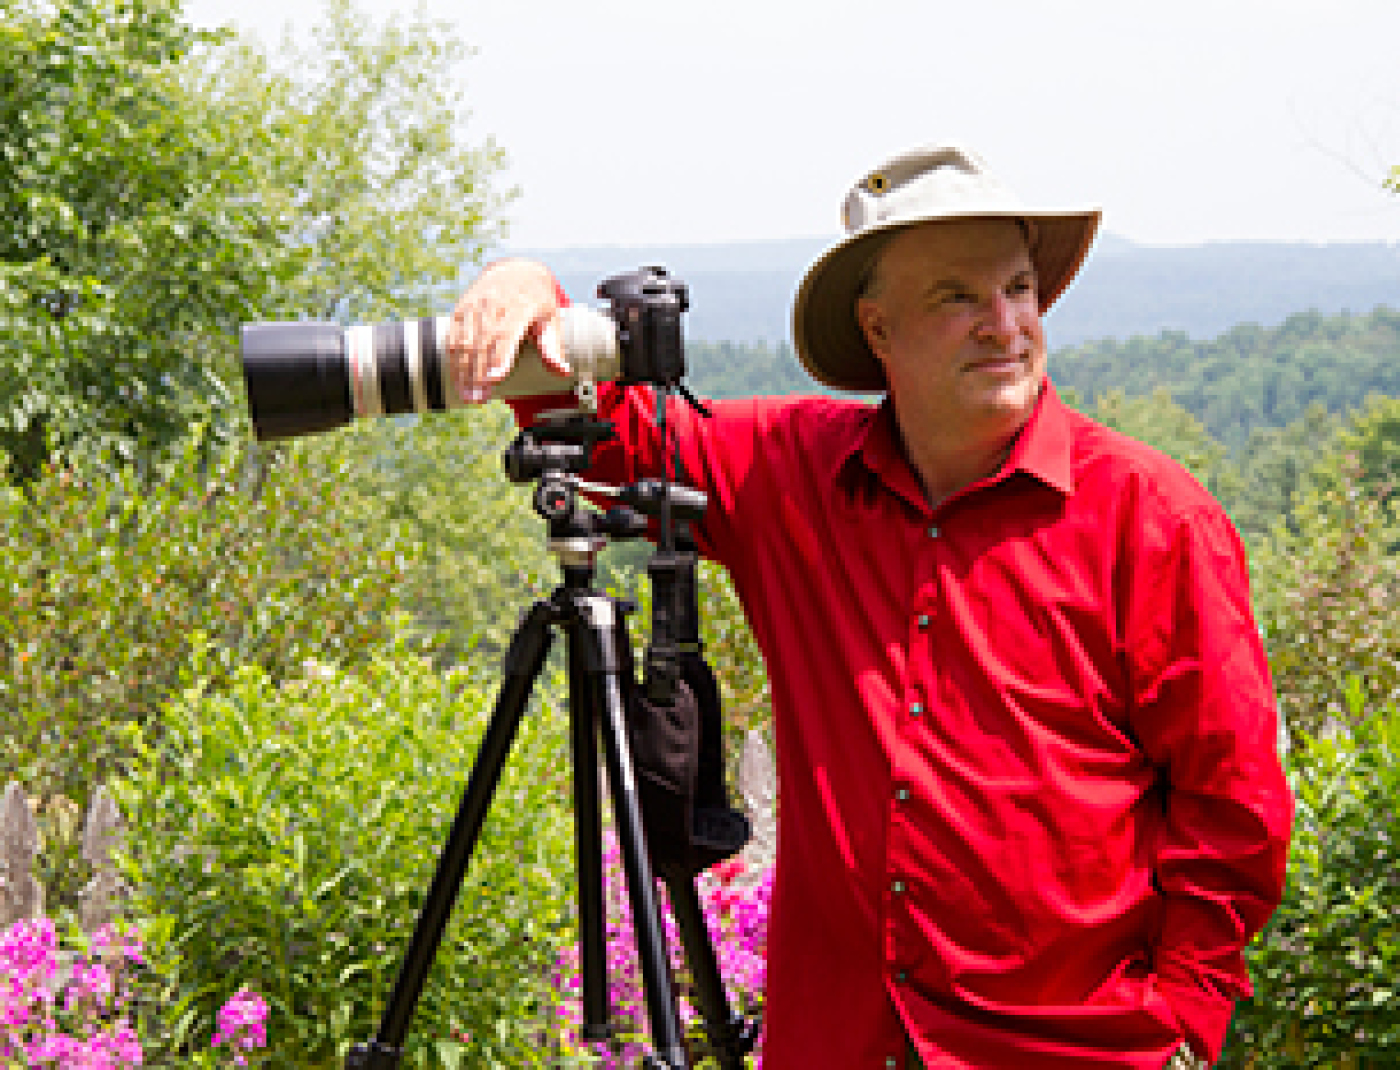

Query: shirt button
[[891, 880, 905, 894], [909, 702, 924, 717], [916, 613, 931, 629], [897, 970, 909, 983], [885, 1058, 898, 1069], [928, 524, 940, 538], [895, 788, 910, 801]]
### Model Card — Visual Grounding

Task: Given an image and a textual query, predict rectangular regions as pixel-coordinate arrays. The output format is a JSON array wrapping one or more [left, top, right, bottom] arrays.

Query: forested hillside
[[1051, 306, 1400, 454]]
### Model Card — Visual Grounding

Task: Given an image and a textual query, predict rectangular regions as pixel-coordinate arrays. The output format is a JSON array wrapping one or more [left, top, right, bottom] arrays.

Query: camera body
[[599, 266, 688, 389]]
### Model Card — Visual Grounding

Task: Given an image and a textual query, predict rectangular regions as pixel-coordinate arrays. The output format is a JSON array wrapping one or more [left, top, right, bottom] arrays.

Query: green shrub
[[112, 638, 576, 1068], [1223, 687, 1400, 1068], [0, 436, 413, 908]]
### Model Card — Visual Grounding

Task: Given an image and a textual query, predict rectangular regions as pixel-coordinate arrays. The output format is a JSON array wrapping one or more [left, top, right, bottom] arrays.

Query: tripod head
[[502, 409, 706, 567]]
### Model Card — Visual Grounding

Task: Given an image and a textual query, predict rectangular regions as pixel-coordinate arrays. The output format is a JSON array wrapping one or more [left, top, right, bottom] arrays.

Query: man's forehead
[[881, 219, 1034, 275]]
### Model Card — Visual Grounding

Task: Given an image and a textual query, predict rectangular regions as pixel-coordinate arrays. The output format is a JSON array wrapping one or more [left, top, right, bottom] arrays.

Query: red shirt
[[513, 379, 1291, 1068]]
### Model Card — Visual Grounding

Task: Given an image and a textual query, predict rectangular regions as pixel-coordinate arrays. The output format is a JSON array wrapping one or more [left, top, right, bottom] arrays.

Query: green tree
[[1085, 387, 1227, 487], [182, 0, 512, 326], [1250, 449, 1400, 737], [0, 0, 276, 479], [1332, 393, 1400, 504], [0, 436, 412, 811], [1228, 403, 1342, 540], [0, 0, 514, 478], [1051, 307, 1400, 456]]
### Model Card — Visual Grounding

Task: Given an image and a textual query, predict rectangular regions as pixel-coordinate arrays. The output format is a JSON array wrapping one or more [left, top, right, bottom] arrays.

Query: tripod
[[346, 410, 760, 1069]]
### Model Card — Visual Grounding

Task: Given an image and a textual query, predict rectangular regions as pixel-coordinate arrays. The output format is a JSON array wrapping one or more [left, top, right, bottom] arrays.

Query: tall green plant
[[114, 642, 576, 1068]]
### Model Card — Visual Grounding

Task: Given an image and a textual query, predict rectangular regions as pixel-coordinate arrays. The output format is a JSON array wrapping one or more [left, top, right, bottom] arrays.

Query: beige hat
[[792, 144, 1102, 392]]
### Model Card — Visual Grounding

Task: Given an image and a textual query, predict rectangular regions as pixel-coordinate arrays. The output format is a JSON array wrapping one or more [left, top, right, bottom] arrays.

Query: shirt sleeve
[[1125, 499, 1293, 1063]]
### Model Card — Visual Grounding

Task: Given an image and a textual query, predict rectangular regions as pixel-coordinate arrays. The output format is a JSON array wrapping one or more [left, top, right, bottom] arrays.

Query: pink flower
[[212, 987, 269, 1062], [4, 917, 265, 1068]]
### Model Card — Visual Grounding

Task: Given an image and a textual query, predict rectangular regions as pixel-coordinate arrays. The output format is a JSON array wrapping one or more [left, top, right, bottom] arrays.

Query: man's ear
[[856, 297, 890, 362]]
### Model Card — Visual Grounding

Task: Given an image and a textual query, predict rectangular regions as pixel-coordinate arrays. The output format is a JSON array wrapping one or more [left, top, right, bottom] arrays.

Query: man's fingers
[[531, 316, 571, 377]]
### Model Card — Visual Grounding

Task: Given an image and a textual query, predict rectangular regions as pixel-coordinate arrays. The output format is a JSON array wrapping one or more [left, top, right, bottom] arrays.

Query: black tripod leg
[[345, 601, 557, 1070], [666, 874, 759, 1070], [569, 626, 610, 1041], [577, 595, 690, 1069]]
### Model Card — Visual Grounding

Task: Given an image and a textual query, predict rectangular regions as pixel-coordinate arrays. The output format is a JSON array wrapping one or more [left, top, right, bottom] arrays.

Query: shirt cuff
[[1156, 967, 1238, 1064]]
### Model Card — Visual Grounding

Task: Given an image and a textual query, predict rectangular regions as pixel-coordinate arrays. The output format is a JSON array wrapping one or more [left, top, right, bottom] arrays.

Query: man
[[448, 145, 1292, 1068]]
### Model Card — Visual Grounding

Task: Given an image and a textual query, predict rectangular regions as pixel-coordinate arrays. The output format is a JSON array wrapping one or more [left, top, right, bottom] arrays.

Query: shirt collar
[[832, 377, 1076, 508]]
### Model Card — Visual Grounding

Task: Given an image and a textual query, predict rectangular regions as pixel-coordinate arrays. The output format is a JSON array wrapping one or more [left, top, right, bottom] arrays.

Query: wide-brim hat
[[793, 144, 1102, 392]]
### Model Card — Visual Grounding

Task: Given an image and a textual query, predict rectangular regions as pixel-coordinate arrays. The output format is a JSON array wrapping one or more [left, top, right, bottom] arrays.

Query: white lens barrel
[[489, 304, 623, 400]]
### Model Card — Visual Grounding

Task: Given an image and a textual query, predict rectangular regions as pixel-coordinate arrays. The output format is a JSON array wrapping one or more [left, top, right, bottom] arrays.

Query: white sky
[[186, 0, 1400, 250]]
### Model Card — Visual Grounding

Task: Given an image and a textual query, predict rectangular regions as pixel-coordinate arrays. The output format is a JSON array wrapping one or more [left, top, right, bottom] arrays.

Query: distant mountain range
[[500, 234, 1400, 350]]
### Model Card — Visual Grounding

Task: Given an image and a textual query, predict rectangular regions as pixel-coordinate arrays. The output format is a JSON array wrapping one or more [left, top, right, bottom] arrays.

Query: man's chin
[[968, 378, 1038, 417]]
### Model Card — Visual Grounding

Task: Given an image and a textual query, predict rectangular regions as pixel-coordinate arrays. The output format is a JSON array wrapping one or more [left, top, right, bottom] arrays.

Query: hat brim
[[793, 209, 1102, 392]]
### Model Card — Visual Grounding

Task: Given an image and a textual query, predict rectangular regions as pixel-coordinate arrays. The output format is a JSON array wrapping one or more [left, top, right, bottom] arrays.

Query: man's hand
[[445, 258, 571, 403]]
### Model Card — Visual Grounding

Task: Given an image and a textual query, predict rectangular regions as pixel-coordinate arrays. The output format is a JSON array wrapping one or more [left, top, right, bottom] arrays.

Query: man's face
[[856, 219, 1046, 446]]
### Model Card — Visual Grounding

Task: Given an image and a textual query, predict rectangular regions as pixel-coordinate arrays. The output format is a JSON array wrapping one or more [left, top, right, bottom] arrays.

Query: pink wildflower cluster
[[211, 988, 269, 1067], [1, 916, 268, 1068], [1, 917, 144, 1068], [552, 835, 772, 1068]]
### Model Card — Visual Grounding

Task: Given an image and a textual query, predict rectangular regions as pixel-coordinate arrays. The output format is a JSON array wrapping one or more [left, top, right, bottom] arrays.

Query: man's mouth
[[967, 353, 1026, 372]]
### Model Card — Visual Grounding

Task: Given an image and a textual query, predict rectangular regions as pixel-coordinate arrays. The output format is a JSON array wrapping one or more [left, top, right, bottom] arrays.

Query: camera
[[239, 266, 690, 442]]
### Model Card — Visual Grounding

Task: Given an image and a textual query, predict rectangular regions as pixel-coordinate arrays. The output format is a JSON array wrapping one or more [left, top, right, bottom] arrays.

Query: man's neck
[[909, 432, 1018, 510], [889, 382, 1042, 509]]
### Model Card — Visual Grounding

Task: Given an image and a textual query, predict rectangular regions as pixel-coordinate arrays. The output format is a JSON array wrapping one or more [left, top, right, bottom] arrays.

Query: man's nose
[[976, 293, 1021, 344]]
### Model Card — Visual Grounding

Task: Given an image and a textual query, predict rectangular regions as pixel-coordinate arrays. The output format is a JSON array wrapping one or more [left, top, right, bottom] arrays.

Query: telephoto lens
[[239, 305, 621, 441]]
